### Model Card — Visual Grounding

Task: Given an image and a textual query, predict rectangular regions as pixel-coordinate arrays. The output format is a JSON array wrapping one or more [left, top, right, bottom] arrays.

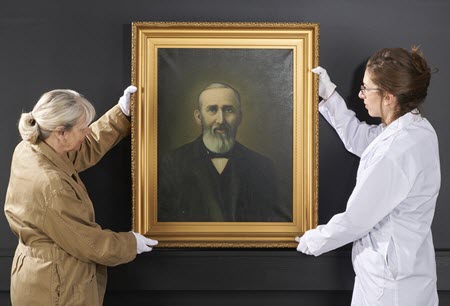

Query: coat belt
[[16, 240, 65, 261]]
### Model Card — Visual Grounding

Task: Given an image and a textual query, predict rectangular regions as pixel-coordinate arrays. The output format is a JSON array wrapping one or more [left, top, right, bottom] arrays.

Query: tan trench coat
[[5, 105, 137, 306]]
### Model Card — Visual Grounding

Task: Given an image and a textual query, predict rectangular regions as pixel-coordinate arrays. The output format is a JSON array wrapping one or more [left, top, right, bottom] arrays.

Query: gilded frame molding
[[131, 22, 319, 248]]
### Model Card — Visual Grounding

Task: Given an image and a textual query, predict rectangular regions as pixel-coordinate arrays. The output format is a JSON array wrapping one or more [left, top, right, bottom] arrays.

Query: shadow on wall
[[346, 59, 381, 126]]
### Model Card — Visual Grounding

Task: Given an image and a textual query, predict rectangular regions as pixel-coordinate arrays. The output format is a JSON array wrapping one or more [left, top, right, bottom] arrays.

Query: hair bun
[[18, 112, 40, 144], [28, 112, 36, 125], [410, 46, 430, 74]]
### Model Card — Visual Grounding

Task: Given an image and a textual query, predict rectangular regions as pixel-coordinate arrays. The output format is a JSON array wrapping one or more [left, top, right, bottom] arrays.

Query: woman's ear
[[54, 127, 67, 142], [383, 93, 397, 107]]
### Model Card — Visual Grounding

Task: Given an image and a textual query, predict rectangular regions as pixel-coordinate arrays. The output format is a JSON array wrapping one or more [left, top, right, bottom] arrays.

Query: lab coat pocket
[[352, 239, 386, 301], [385, 237, 399, 280], [73, 273, 99, 306]]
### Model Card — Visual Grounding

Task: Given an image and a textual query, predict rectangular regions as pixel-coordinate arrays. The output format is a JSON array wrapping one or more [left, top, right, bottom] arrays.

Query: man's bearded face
[[196, 87, 241, 153]]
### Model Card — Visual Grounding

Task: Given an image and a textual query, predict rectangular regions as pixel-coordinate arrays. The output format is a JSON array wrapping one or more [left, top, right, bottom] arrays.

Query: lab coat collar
[[362, 110, 422, 158], [377, 109, 422, 142], [32, 140, 76, 177]]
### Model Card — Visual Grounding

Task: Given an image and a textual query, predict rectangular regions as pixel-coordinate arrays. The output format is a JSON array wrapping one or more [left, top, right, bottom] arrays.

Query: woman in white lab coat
[[296, 47, 440, 306]]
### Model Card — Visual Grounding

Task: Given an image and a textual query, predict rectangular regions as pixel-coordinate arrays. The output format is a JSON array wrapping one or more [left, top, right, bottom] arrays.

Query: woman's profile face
[[359, 70, 384, 119], [62, 120, 90, 153]]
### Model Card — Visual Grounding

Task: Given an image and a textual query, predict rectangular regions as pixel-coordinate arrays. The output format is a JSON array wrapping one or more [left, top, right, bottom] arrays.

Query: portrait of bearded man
[[158, 82, 290, 222]]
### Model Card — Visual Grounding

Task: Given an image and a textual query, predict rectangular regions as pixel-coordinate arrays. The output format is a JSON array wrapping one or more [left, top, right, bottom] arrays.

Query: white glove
[[312, 66, 337, 100], [295, 236, 313, 255], [131, 231, 158, 254], [118, 85, 137, 116]]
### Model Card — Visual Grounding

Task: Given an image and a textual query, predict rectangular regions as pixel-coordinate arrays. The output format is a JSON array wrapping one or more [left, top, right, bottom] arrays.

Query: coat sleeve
[[319, 91, 384, 157], [41, 180, 137, 266], [69, 105, 130, 172], [302, 156, 412, 256]]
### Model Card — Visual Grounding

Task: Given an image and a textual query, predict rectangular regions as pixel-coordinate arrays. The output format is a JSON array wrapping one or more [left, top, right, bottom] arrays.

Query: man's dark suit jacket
[[158, 136, 290, 222]]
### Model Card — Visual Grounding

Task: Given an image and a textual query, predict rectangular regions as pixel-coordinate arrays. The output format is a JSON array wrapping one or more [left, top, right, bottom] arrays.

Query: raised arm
[[313, 67, 383, 157], [68, 86, 136, 172]]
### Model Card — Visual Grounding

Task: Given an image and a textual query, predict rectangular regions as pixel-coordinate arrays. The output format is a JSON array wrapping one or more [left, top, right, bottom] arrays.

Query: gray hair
[[18, 89, 96, 144], [197, 83, 241, 110]]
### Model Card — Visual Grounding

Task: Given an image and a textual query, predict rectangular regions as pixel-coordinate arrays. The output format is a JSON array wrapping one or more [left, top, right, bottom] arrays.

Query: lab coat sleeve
[[319, 91, 384, 157], [41, 181, 137, 266], [302, 156, 412, 256], [69, 105, 130, 172]]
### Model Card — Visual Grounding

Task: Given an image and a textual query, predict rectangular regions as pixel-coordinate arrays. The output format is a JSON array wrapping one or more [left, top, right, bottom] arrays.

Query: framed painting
[[131, 22, 319, 247]]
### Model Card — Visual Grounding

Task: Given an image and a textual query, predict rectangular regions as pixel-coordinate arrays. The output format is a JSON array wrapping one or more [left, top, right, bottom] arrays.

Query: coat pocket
[[385, 237, 399, 280], [352, 239, 386, 301], [10, 253, 60, 306], [73, 273, 100, 306], [10, 253, 23, 276]]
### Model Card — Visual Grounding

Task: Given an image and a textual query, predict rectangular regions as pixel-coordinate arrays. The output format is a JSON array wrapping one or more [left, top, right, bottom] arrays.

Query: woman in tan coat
[[4, 86, 157, 305]]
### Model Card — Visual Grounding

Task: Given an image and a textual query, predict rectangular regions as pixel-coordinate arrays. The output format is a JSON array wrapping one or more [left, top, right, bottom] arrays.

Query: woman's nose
[[358, 91, 365, 100]]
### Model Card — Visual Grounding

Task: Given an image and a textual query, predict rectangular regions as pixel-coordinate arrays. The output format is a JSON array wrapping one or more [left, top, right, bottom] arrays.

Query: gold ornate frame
[[131, 22, 319, 248]]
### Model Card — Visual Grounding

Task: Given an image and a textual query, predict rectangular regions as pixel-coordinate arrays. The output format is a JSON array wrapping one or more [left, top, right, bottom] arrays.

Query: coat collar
[[362, 110, 422, 159], [379, 110, 422, 141], [31, 140, 76, 177]]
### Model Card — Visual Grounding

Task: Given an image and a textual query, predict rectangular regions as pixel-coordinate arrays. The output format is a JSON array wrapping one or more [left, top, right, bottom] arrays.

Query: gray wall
[[1, 1, 449, 305]]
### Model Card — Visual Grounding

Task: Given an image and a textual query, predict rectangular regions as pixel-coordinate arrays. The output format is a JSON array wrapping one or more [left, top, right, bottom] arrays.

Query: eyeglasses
[[360, 84, 381, 96]]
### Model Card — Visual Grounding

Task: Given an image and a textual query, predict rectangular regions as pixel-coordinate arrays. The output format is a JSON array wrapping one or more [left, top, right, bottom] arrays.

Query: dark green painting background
[[157, 48, 293, 219]]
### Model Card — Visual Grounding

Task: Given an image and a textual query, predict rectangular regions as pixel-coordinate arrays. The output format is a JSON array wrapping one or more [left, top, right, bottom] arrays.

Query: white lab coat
[[301, 92, 440, 306]]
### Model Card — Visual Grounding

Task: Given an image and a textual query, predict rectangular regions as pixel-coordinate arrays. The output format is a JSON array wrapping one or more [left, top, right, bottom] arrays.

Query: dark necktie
[[206, 150, 231, 159]]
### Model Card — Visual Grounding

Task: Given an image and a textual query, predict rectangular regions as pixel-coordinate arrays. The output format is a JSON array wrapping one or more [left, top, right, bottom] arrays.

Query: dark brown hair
[[366, 47, 431, 119]]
